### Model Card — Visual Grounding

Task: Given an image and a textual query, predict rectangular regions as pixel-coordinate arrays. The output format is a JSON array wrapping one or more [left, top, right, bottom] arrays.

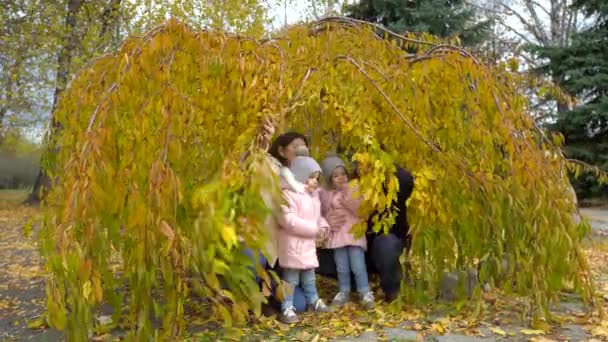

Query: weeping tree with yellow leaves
[[39, 17, 607, 341]]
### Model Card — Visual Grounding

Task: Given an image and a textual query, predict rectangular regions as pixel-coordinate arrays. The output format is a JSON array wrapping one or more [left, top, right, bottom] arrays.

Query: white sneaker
[[361, 291, 375, 309], [281, 306, 299, 324], [308, 298, 331, 313], [331, 291, 350, 307]]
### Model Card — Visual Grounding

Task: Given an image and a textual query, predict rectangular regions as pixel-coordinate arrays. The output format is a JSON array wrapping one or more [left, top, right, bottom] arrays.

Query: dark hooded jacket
[[367, 165, 415, 244]]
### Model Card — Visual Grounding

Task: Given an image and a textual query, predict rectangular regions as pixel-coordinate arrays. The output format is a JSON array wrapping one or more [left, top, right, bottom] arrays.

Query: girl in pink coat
[[277, 156, 331, 323], [320, 155, 375, 309]]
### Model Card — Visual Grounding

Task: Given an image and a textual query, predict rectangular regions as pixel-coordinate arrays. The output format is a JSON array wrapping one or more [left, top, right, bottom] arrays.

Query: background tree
[[345, 0, 492, 46], [0, 0, 59, 143], [536, 0, 608, 199], [23, 0, 271, 204], [469, 0, 584, 121]]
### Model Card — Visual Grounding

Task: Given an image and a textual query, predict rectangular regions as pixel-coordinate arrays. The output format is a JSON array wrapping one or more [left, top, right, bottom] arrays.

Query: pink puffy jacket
[[277, 189, 329, 270], [319, 186, 367, 250]]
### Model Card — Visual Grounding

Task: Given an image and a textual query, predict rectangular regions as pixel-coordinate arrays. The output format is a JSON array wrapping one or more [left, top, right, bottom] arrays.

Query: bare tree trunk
[[99, 0, 122, 44], [26, 0, 85, 205]]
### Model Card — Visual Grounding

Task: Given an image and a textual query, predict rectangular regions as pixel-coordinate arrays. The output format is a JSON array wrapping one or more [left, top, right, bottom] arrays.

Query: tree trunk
[[99, 0, 122, 45], [25, 0, 85, 205]]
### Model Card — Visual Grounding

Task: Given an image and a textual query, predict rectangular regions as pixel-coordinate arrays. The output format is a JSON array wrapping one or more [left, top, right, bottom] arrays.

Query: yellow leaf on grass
[[432, 323, 445, 334], [521, 329, 545, 335], [489, 327, 506, 336], [529, 337, 557, 342], [222, 327, 244, 341], [26, 315, 46, 329], [310, 334, 320, 342], [591, 325, 608, 337]]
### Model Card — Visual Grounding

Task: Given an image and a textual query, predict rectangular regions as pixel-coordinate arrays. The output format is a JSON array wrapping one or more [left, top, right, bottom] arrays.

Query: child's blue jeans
[[281, 268, 319, 311], [333, 246, 370, 294], [242, 248, 306, 312]]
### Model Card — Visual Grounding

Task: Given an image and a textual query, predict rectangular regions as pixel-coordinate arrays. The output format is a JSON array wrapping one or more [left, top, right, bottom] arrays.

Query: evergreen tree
[[538, 0, 608, 199], [345, 0, 491, 46]]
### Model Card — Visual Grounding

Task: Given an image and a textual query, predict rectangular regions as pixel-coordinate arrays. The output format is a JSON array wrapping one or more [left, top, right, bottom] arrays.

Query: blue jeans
[[334, 246, 370, 294], [242, 248, 307, 312], [242, 248, 267, 283], [281, 268, 319, 311]]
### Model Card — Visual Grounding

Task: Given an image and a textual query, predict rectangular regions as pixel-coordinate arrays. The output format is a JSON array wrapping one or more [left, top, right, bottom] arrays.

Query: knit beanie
[[290, 156, 322, 184], [321, 154, 346, 183]]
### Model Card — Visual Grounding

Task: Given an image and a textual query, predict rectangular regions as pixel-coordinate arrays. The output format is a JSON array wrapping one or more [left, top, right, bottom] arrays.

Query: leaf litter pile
[[1, 194, 607, 341]]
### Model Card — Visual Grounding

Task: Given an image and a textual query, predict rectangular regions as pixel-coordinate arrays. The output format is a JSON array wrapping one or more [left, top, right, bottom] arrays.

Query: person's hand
[[317, 220, 329, 239], [335, 180, 349, 191], [258, 117, 275, 151], [261, 117, 275, 140], [327, 211, 347, 230]]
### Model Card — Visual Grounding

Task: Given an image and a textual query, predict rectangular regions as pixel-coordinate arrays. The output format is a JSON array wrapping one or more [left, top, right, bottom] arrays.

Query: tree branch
[[523, 0, 550, 44], [334, 55, 441, 153], [495, 17, 536, 45], [498, 2, 548, 45], [312, 16, 437, 46], [528, 0, 552, 18]]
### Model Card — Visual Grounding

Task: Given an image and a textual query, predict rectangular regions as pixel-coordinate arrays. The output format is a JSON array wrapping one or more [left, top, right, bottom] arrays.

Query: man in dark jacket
[[317, 164, 415, 302], [366, 165, 414, 301]]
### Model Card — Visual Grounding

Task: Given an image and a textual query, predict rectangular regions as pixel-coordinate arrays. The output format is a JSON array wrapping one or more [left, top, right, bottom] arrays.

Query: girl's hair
[[269, 132, 308, 166]]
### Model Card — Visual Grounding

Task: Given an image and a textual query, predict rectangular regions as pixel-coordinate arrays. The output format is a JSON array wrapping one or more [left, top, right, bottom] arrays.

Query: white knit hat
[[290, 156, 322, 184]]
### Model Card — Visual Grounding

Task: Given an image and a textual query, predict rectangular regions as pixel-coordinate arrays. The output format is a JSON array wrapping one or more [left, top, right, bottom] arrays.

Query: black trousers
[[317, 233, 405, 296]]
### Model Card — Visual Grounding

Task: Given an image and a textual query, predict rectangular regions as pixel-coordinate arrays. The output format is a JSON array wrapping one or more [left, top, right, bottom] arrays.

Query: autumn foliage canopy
[[40, 18, 600, 340]]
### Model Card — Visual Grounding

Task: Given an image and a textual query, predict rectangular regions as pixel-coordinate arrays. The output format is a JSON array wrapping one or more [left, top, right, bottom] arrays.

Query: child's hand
[[318, 218, 330, 238], [327, 211, 346, 231]]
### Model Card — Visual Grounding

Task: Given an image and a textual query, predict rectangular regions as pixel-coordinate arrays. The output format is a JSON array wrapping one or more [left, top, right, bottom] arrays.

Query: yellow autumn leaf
[[92, 273, 103, 303], [521, 329, 545, 335], [82, 280, 92, 302], [591, 325, 608, 337], [221, 224, 238, 248], [431, 323, 446, 334], [489, 327, 506, 336]]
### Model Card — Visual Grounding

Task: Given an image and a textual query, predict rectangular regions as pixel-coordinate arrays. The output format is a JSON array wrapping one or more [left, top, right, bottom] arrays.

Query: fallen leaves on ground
[[2, 192, 608, 342], [0, 192, 47, 340], [489, 326, 506, 336]]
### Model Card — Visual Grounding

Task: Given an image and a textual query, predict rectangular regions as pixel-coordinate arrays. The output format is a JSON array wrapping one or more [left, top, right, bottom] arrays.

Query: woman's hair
[[268, 132, 308, 166]]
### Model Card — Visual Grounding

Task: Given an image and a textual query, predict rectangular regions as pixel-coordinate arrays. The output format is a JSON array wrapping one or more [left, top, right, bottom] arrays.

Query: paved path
[[581, 207, 608, 234]]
